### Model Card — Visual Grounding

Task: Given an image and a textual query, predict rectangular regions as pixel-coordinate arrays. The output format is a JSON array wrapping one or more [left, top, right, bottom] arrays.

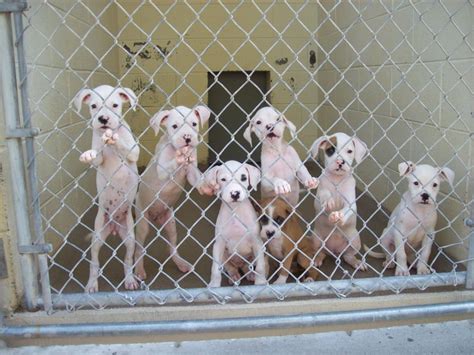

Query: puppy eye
[[113, 103, 118, 108], [221, 178, 226, 182], [91, 104, 97, 109], [172, 124, 178, 129], [347, 149, 353, 154], [241, 174, 247, 182], [261, 215, 269, 225], [326, 146, 335, 157], [414, 181, 419, 186], [192, 122, 197, 127], [274, 216, 284, 225], [433, 183, 438, 188], [256, 120, 261, 125]]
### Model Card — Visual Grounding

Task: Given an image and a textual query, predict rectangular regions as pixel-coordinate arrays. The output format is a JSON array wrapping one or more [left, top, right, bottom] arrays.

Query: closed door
[[207, 71, 269, 165]]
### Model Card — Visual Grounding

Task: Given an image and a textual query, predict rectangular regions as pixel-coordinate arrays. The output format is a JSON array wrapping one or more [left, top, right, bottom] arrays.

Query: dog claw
[[417, 265, 432, 275], [102, 129, 118, 145], [395, 267, 410, 276], [85, 279, 99, 293], [329, 210, 344, 224], [274, 179, 291, 195], [80, 149, 98, 163], [304, 177, 319, 190], [125, 276, 139, 290]]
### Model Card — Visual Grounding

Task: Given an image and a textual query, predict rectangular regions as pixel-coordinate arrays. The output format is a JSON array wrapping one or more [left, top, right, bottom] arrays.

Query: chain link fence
[[5, 0, 473, 312]]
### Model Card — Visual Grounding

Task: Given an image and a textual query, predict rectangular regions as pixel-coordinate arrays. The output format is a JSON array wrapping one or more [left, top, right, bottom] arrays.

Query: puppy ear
[[352, 137, 368, 163], [245, 164, 261, 190], [282, 116, 296, 139], [310, 136, 330, 158], [194, 105, 211, 126], [150, 110, 170, 136], [243, 125, 253, 146], [398, 161, 415, 176], [74, 89, 92, 112], [117, 88, 138, 111], [203, 165, 221, 195], [439, 167, 455, 186]]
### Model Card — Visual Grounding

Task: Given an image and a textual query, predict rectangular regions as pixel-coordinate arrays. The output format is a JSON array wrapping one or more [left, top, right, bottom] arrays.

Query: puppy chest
[[265, 156, 296, 179], [267, 237, 284, 260]]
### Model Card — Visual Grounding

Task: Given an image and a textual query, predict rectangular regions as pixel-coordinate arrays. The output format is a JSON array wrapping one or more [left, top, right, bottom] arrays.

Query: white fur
[[366, 162, 454, 276], [310, 132, 369, 271], [76, 85, 140, 293], [244, 106, 318, 206], [134, 105, 211, 280], [204, 161, 267, 287]]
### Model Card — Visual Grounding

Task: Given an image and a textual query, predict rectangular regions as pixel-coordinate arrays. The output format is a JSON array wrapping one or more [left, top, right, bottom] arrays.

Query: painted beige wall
[[115, 0, 320, 166], [316, 1, 473, 261]]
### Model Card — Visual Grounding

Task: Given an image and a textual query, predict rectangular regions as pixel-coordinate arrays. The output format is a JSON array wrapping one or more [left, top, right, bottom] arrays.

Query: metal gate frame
[[0, 0, 473, 320]]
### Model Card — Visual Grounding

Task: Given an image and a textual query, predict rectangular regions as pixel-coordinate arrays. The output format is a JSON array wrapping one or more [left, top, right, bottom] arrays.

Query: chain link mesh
[[17, 0, 473, 310]]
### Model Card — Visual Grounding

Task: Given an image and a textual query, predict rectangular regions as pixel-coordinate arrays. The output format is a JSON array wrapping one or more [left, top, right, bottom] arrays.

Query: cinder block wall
[[316, 1, 473, 261]]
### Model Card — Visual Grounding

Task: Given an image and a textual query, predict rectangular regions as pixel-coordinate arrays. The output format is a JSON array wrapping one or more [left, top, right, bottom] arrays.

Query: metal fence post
[[0, 2, 40, 310], [465, 145, 474, 289]]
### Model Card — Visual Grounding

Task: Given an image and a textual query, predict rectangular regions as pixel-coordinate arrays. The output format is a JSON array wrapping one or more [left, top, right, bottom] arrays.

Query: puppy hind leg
[[85, 213, 109, 293], [161, 209, 192, 273], [134, 214, 150, 281], [119, 211, 139, 290], [296, 253, 319, 282]]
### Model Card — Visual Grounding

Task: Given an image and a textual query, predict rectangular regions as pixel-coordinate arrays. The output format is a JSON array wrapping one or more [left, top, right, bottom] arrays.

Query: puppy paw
[[176, 146, 194, 165], [274, 178, 291, 195], [175, 258, 192, 273], [315, 253, 326, 267], [124, 276, 139, 291], [324, 197, 344, 213], [303, 277, 315, 283], [328, 210, 344, 224], [135, 268, 147, 281], [395, 266, 410, 276], [79, 149, 98, 164], [383, 259, 395, 269], [417, 264, 432, 275], [208, 279, 221, 288], [273, 275, 287, 284], [355, 260, 368, 271], [101, 129, 118, 145], [85, 279, 99, 293], [246, 272, 255, 282], [254, 276, 267, 286], [304, 177, 319, 190]]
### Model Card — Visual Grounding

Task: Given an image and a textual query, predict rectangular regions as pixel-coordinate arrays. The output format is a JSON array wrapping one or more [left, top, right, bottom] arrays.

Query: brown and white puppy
[[254, 197, 319, 284], [310, 132, 368, 271]]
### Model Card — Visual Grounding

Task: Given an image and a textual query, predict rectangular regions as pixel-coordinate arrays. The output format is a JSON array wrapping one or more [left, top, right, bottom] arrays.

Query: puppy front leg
[[417, 232, 435, 275], [209, 237, 225, 288], [103, 128, 139, 163], [80, 135, 104, 166], [274, 249, 297, 284], [296, 162, 319, 190], [252, 239, 267, 285], [394, 231, 409, 276]]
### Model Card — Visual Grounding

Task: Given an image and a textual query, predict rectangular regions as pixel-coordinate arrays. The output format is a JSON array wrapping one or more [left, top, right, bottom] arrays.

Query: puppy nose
[[266, 230, 275, 238], [266, 124, 272, 130], [421, 193, 429, 201], [98, 116, 108, 125], [230, 191, 240, 201], [185, 138, 191, 144], [337, 159, 345, 165]]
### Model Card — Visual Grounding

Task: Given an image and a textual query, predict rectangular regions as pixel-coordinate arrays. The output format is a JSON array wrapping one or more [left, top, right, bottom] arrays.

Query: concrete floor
[[48, 171, 462, 294], [2, 320, 473, 354]]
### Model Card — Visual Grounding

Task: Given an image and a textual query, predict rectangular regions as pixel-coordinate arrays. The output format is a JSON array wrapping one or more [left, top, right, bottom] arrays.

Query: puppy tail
[[363, 244, 385, 259]]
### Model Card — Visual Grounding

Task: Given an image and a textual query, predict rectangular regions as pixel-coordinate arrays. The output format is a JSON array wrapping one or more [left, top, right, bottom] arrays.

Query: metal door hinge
[[5, 127, 40, 139], [18, 243, 52, 255], [0, 2, 27, 13]]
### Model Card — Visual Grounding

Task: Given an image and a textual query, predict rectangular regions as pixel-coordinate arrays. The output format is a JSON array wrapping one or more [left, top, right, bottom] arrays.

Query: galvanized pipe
[[2, 300, 474, 340], [42, 272, 466, 309], [12, 1, 53, 312], [0, 5, 39, 310]]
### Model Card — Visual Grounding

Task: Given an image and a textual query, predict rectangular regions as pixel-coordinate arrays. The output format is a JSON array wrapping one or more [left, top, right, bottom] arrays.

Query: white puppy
[[204, 161, 267, 287], [75, 85, 140, 293], [364, 162, 454, 276], [134, 105, 210, 280], [243, 106, 318, 206], [310, 132, 368, 271]]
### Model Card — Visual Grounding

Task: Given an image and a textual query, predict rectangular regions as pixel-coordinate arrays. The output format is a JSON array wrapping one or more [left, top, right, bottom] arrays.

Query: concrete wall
[[316, 1, 473, 261]]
